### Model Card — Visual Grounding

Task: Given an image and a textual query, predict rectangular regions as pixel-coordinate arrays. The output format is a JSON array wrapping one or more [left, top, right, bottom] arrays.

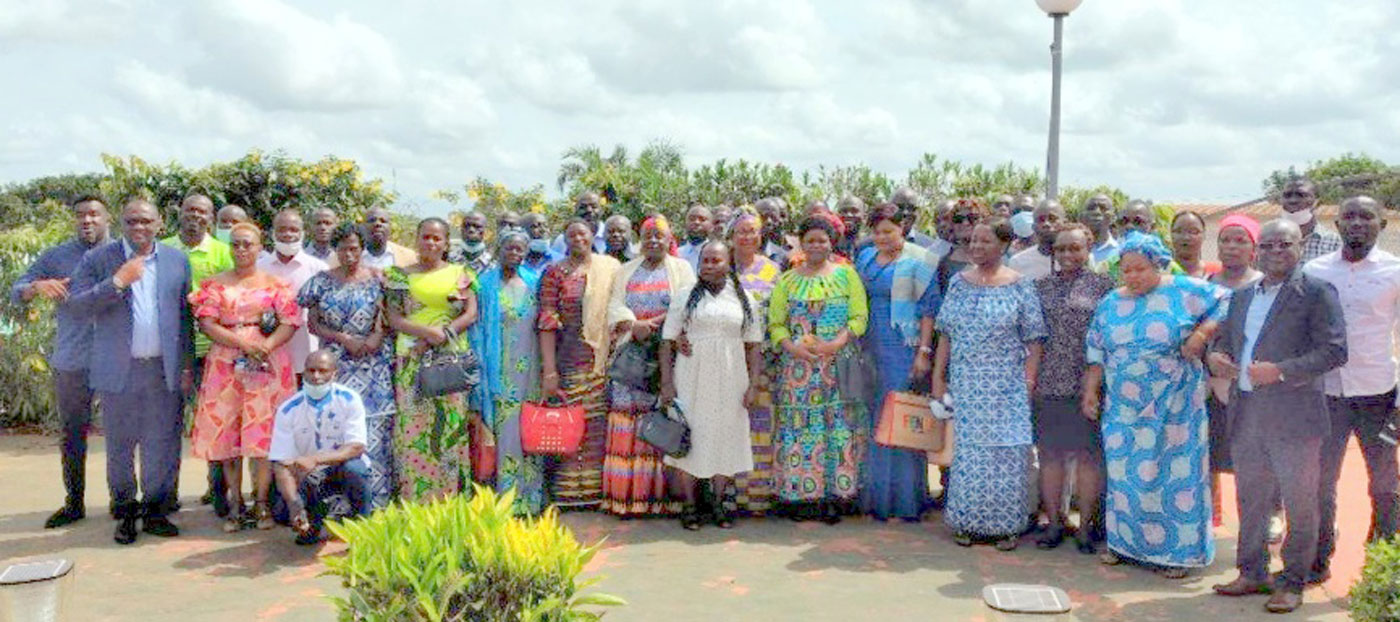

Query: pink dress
[[190, 279, 302, 460]]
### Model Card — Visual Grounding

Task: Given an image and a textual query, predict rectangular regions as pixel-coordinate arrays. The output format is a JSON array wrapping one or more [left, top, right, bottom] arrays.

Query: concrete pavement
[[0, 433, 1362, 621]]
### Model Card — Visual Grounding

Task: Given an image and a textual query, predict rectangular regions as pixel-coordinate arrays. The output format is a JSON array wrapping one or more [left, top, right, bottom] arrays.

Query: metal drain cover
[[982, 584, 1072, 614]]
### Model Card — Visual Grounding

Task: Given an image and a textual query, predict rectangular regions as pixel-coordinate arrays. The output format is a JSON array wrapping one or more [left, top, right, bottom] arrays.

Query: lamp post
[[1036, 0, 1083, 201]]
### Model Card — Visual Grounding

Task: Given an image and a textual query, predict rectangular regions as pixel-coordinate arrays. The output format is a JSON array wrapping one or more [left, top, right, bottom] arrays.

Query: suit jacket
[[1212, 268, 1347, 440], [67, 240, 194, 394]]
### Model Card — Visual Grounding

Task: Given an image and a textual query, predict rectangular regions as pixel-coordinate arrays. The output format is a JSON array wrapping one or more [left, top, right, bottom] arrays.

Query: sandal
[[1074, 532, 1097, 555], [1036, 524, 1065, 550], [714, 508, 735, 529], [680, 508, 703, 531], [819, 501, 841, 526], [995, 536, 1019, 552], [953, 533, 974, 547], [1099, 551, 1121, 566], [253, 502, 275, 531], [1159, 567, 1189, 580], [222, 503, 246, 534]]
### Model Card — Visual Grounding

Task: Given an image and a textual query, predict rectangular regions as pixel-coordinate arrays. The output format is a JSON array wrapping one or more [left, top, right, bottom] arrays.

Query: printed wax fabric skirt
[[944, 444, 1033, 538], [773, 348, 867, 504], [549, 371, 608, 508], [394, 355, 471, 502], [602, 377, 675, 516]]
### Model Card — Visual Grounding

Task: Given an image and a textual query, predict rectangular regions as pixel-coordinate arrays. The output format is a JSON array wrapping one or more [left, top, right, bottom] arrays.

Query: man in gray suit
[[68, 200, 194, 544], [1207, 219, 1347, 613]]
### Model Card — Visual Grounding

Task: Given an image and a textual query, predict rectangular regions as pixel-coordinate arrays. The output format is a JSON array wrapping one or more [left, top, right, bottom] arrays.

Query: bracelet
[[441, 326, 457, 341], [543, 372, 560, 379], [918, 345, 933, 354]]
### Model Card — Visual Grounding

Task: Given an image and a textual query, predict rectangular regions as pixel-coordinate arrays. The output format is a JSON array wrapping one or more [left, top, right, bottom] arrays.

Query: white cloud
[[186, 0, 405, 111]]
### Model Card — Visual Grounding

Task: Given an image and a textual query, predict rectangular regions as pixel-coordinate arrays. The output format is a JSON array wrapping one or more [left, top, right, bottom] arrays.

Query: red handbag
[[521, 401, 587, 456]]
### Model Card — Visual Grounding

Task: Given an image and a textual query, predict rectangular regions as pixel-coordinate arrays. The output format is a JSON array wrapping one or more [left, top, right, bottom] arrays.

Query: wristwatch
[[111, 275, 127, 291]]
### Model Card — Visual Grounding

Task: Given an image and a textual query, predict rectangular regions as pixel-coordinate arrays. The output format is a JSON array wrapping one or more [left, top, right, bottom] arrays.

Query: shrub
[[0, 204, 71, 429], [1350, 535, 1400, 621], [323, 485, 624, 622]]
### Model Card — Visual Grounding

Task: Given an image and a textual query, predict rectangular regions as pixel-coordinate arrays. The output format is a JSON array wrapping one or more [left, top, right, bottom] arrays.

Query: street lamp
[[1036, 0, 1083, 200]]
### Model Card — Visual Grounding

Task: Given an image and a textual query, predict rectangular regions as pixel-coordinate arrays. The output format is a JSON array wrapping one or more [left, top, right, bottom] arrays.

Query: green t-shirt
[[162, 234, 234, 357]]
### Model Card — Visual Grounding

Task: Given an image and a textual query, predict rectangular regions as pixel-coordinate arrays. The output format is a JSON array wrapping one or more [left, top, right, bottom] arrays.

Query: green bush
[[0, 203, 71, 429], [1350, 535, 1400, 621], [323, 485, 624, 622]]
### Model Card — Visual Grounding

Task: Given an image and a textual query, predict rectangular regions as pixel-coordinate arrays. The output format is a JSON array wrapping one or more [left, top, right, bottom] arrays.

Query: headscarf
[[1119, 231, 1173, 270], [1218, 214, 1261, 245], [724, 206, 763, 239], [468, 259, 540, 427], [884, 243, 941, 346], [640, 214, 679, 256]]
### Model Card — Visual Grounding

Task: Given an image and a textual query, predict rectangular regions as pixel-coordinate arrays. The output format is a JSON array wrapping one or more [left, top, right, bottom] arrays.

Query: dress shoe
[[1212, 576, 1271, 596], [141, 516, 180, 538], [44, 505, 85, 529], [1272, 570, 1330, 588], [1264, 590, 1303, 613], [114, 517, 138, 545]]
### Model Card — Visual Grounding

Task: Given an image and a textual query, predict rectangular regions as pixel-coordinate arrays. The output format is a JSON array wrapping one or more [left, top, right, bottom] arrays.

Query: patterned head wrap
[[495, 226, 530, 249], [640, 214, 678, 255], [1119, 231, 1173, 269], [1218, 214, 1261, 245], [724, 206, 763, 239]]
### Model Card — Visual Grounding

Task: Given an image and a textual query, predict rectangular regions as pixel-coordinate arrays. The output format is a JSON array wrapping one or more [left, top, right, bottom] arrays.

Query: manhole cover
[[0, 559, 73, 586], [982, 584, 1071, 614]]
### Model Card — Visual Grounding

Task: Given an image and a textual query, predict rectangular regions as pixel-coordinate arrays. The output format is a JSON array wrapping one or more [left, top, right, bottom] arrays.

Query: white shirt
[[1238, 281, 1284, 392], [257, 250, 328, 373], [1304, 248, 1400, 399], [122, 240, 162, 359], [1008, 246, 1054, 280], [268, 384, 369, 467]]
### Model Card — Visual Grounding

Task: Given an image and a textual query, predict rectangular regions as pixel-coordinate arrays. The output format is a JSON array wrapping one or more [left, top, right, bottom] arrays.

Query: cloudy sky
[[3, 0, 1398, 214]]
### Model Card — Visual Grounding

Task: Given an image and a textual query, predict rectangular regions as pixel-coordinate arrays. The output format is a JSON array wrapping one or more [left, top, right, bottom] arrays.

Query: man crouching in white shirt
[[269, 349, 371, 545]]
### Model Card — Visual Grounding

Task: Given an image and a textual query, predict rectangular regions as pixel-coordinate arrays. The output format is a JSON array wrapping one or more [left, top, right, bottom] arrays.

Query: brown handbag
[[875, 391, 947, 452]]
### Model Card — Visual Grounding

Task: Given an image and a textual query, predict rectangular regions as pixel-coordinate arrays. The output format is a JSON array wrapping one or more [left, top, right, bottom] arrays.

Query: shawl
[[886, 243, 940, 346], [581, 253, 622, 374], [469, 263, 540, 427]]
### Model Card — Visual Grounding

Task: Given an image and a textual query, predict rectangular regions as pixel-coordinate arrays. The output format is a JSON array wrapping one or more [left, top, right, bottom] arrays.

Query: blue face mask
[[528, 239, 549, 254]]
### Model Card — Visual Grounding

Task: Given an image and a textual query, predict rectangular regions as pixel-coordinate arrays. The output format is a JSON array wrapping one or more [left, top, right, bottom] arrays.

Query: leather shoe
[[114, 517, 138, 545], [1212, 576, 1271, 596], [1264, 590, 1303, 613], [44, 505, 85, 529], [141, 516, 180, 538]]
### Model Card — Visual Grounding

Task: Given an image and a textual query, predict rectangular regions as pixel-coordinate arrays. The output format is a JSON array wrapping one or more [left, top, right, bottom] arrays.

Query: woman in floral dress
[[298, 222, 396, 509], [726, 207, 783, 514], [385, 217, 480, 502], [768, 214, 869, 524], [470, 230, 546, 515], [191, 223, 302, 532]]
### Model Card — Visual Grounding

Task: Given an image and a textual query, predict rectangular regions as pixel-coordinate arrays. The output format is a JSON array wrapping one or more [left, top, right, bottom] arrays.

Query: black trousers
[[1316, 389, 1400, 575], [52, 368, 97, 508]]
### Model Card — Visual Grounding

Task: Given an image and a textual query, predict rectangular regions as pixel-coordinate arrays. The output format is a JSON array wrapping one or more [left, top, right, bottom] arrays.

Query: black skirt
[[1033, 395, 1101, 454]]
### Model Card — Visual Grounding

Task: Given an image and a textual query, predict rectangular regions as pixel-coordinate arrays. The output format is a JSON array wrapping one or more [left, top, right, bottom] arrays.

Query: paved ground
[[0, 433, 1374, 621]]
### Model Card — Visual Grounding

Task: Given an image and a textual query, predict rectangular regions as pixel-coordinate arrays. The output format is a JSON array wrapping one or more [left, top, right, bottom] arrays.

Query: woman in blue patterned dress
[[856, 203, 940, 521], [298, 223, 396, 509], [768, 215, 869, 524], [470, 229, 545, 515], [931, 218, 1046, 550], [1083, 231, 1228, 578]]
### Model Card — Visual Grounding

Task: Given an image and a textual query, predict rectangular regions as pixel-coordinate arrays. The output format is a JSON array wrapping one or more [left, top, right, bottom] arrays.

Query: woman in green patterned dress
[[768, 214, 869, 524], [386, 217, 480, 502]]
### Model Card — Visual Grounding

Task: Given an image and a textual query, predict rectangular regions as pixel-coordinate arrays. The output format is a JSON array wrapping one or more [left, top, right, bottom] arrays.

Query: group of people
[[13, 178, 1400, 613]]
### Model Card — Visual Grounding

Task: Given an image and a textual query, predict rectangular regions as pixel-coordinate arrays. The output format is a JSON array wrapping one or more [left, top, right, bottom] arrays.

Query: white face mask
[[214, 227, 233, 243], [1282, 209, 1314, 226], [274, 234, 304, 257], [304, 381, 332, 400]]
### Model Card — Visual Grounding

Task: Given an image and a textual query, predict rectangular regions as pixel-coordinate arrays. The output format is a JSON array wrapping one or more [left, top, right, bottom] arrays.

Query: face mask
[[462, 240, 486, 255], [1282, 208, 1314, 226], [1011, 212, 1035, 239], [528, 239, 549, 254], [274, 234, 303, 257], [304, 380, 332, 400], [687, 234, 707, 245], [214, 228, 232, 243]]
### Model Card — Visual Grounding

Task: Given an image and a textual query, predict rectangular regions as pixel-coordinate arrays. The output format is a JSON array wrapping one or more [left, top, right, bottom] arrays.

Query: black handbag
[[637, 400, 691, 458], [835, 347, 879, 405], [608, 338, 658, 391], [415, 348, 482, 398], [258, 310, 280, 337]]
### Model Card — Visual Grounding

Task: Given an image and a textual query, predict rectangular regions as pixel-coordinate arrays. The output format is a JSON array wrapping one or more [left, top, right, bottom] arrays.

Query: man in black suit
[[1207, 219, 1347, 613]]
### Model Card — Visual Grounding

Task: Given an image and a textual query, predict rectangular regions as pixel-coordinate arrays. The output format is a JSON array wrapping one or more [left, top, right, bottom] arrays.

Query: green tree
[[1263, 153, 1398, 206]]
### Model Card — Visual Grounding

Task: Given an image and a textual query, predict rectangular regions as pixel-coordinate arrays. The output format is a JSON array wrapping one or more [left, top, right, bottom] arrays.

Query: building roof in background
[[1172, 203, 1351, 219]]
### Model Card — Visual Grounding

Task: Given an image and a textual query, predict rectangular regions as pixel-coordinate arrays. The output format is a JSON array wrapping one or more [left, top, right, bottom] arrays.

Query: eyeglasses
[[952, 214, 980, 224], [1257, 241, 1298, 251]]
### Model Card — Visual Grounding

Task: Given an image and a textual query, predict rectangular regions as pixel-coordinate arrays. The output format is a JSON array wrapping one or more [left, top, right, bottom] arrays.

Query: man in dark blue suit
[[1207, 219, 1347, 613], [68, 199, 194, 544]]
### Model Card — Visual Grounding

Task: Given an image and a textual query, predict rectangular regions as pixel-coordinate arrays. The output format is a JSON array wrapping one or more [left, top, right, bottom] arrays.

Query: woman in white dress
[[660, 241, 765, 530]]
